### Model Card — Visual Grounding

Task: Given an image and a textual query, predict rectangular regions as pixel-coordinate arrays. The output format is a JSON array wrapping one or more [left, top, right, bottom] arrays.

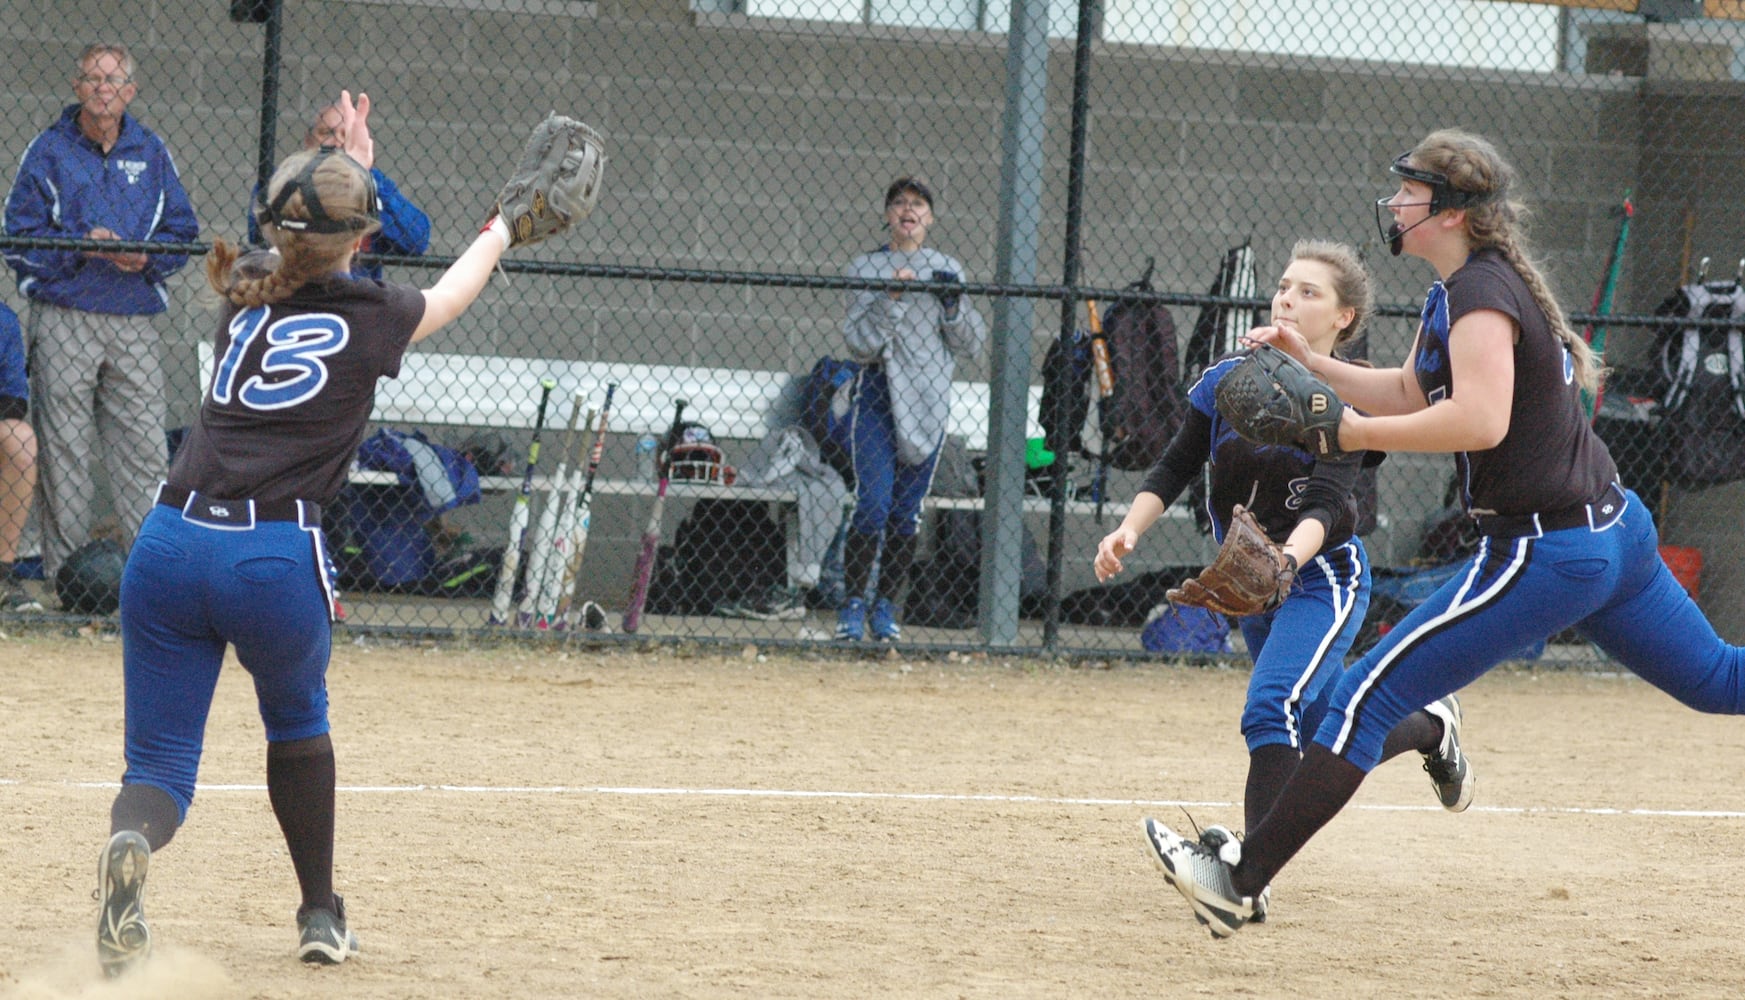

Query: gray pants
[[26, 303, 166, 578]]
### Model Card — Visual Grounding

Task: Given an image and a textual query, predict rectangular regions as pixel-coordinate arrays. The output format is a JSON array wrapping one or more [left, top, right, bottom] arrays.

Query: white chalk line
[[1, 778, 1740, 818]]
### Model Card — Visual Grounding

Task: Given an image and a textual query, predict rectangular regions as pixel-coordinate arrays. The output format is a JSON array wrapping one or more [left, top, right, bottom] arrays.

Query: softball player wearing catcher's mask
[[1143, 129, 1745, 939]]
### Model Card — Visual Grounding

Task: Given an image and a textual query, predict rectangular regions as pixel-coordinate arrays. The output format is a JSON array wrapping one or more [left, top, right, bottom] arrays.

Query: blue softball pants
[[1318, 487, 1745, 771], [1237, 538, 1369, 754], [119, 494, 338, 819], [847, 366, 939, 538]]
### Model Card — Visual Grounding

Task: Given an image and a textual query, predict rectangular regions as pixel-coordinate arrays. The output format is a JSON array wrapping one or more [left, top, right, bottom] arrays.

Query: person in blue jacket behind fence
[[836, 176, 987, 642], [1, 42, 200, 587], [248, 99, 431, 282]]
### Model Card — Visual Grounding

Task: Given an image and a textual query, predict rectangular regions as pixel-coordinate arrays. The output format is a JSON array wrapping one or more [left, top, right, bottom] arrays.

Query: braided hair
[[1409, 129, 1605, 395], [206, 147, 381, 308]]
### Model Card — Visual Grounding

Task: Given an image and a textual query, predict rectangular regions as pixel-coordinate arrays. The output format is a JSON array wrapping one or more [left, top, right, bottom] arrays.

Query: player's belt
[[1475, 482, 1627, 539], [156, 483, 319, 529]]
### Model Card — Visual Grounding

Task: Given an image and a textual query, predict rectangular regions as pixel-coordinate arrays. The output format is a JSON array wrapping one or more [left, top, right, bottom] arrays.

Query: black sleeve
[[1296, 450, 1365, 536], [1137, 407, 1212, 509]]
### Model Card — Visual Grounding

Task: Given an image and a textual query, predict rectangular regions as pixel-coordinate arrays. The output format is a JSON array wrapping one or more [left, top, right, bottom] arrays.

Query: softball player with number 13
[[94, 91, 604, 976]]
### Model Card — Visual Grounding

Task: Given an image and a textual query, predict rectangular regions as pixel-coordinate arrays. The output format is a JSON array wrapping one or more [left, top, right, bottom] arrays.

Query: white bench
[[193, 344, 1219, 600], [196, 343, 1071, 501], [199, 344, 1050, 447]]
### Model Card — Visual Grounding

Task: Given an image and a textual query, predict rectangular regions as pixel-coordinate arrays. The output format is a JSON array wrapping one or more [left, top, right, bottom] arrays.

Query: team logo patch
[[118, 159, 147, 184], [1310, 393, 1330, 415]]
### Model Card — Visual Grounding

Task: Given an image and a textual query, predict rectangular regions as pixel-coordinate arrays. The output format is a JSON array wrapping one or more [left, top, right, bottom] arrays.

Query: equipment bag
[[800, 356, 860, 484], [335, 429, 484, 589], [1038, 325, 1094, 463], [904, 509, 1047, 628], [1184, 241, 1259, 382], [646, 498, 787, 616], [1655, 280, 1745, 487]]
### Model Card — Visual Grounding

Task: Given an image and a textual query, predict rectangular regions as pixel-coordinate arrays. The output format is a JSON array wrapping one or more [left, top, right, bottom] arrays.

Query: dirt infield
[[1, 632, 1742, 999]]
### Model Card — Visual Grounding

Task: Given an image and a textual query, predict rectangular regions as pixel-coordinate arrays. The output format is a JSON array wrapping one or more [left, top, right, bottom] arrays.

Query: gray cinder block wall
[[6, 3, 1745, 633]]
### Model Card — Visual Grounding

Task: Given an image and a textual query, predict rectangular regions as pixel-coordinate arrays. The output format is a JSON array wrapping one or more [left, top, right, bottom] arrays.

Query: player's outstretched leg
[[1422, 694, 1474, 812], [297, 892, 361, 965], [96, 830, 152, 978], [1139, 817, 1255, 938]]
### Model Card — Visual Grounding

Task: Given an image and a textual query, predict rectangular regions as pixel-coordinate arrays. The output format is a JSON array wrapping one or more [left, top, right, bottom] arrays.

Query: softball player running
[[1146, 129, 1745, 938], [96, 92, 602, 975], [1099, 241, 1470, 920]]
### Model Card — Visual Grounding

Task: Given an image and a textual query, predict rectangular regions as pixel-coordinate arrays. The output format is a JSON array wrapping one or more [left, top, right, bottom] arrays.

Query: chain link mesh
[[0, 0, 1740, 660]]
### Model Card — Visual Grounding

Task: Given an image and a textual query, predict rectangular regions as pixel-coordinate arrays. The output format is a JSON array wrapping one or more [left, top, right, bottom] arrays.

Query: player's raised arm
[[414, 114, 607, 342]]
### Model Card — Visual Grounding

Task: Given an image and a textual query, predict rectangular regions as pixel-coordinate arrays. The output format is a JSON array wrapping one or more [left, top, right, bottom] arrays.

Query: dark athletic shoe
[[96, 830, 152, 978], [298, 894, 361, 965], [1423, 695, 1475, 812]]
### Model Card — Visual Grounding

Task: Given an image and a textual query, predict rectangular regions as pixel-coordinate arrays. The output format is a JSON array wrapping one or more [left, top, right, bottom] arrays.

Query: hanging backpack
[[1096, 264, 1184, 470], [1036, 258, 1184, 472], [1655, 280, 1745, 487], [1038, 324, 1094, 462], [1183, 241, 1259, 382]]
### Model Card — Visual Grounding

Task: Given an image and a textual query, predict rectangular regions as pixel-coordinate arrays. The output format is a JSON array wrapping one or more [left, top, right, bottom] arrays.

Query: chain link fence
[[2, 0, 1744, 660]]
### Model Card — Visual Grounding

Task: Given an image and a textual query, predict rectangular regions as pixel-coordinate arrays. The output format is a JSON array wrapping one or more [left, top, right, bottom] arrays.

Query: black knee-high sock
[[111, 783, 182, 852], [267, 734, 337, 913], [876, 532, 916, 605], [1380, 709, 1442, 763], [842, 529, 880, 604], [1242, 744, 1300, 834], [1232, 744, 1366, 897]]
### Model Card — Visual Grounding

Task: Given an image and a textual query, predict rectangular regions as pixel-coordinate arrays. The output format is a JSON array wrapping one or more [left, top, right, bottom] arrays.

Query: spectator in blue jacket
[[247, 100, 431, 281], [2, 43, 200, 586], [0, 302, 40, 612]]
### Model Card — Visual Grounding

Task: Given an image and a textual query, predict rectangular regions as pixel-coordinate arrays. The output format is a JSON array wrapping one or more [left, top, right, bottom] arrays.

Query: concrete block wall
[[5, 2, 1745, 629]]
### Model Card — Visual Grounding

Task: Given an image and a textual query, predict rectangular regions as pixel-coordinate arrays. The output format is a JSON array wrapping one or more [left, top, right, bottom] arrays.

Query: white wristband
[[483, 215, 511, 252]]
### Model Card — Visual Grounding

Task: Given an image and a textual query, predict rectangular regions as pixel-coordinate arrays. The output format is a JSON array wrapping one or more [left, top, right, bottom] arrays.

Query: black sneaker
[[751, 585, 808, 621], [1422, 695, 1474, 812], [298, 894, 361, 965], [97, 830, 152, 978]]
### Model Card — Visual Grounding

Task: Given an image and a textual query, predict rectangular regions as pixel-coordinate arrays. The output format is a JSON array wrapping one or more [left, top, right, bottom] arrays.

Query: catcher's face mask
[[1373, 154, 1483, 256], [256, 147, 382, 236]]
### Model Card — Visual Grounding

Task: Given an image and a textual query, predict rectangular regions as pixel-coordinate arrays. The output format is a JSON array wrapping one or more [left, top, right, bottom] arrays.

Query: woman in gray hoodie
[[836, 176, 987, 641]]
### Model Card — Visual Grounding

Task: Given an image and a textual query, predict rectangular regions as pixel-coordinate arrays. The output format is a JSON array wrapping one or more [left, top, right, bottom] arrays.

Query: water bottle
[[634, 434, 659, 481]]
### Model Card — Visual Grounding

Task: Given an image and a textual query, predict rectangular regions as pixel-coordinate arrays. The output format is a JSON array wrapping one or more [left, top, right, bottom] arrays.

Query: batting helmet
[[56, 538, 126, 615]]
